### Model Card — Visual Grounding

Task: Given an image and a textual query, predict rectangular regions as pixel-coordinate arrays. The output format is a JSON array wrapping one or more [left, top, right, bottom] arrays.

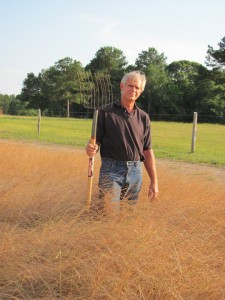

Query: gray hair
[[121, 71, 146, 91]]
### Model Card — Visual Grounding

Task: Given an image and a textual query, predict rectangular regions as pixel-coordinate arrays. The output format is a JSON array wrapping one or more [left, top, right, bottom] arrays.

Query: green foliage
[[144, 64, 176, 114], [20, 57, 84, 116], [0, 94, 16, 114], [2, 37, 225, 122], [18, 108, 39, 116], [195, 69, 225, 117], [86, 46, 128, 99], [86, 46, 128, 73], [206, 36, 225, 69], [134, 47, 174, 114], [135, 47, 167, 70], [167, 61, 208, 114]]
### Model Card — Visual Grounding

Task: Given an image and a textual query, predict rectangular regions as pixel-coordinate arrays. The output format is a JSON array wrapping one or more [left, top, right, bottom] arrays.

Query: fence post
[[191, 112, 198, 153], [38, 109, 41, 135], [67, 100, 70, 118]]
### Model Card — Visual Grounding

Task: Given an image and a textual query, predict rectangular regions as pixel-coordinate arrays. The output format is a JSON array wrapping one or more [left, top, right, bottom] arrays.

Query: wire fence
[[1, 111, 224, 165], [149, 113, 225, 124], [35, 110, 225, 164], [40, 110, 225, 124]]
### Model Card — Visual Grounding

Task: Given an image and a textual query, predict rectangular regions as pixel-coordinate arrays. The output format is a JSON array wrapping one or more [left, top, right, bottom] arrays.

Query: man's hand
[[143, 149, 159, 201], [86, 141, 99, 157], [148, 182, 158, 200]]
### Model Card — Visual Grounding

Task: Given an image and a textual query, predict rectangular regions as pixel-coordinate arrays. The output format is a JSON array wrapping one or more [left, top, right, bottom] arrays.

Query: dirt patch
[[0, 139, 224, 204]]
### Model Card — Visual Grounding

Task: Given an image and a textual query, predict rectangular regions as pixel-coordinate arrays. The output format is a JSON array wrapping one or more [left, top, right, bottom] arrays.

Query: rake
[[77, 71, 113, 209]]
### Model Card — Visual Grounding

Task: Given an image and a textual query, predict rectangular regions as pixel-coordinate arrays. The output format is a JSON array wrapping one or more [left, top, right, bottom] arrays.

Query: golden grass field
[[0, 140, 225, 299]]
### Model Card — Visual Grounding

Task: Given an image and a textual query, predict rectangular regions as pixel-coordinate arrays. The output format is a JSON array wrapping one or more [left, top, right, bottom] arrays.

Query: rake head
[[77, 72, 113, 109]]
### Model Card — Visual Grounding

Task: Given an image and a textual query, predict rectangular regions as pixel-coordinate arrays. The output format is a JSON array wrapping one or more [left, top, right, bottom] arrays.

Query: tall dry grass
[[0, 141, 225, 299]]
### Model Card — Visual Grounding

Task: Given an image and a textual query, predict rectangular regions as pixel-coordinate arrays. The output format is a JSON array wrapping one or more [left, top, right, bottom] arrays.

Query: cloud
[[79, 13, 119, 41]]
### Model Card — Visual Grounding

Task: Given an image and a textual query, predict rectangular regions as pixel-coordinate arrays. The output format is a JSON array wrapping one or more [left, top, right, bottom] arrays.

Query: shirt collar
[[114, 99, 138, 110]]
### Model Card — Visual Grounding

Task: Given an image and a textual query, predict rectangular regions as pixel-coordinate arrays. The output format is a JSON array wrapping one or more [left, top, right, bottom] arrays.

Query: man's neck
[[121, 98, 135, 112]]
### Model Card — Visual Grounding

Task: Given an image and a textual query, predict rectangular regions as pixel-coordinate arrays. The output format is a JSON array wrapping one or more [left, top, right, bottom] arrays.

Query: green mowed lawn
[[0, 116, 90, 146], [0, 115, 224, 166], [152, 122, 225, 165]]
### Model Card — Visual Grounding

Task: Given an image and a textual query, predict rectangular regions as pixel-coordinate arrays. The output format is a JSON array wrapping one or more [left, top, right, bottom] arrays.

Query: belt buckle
[[127, 161, 137, 167]]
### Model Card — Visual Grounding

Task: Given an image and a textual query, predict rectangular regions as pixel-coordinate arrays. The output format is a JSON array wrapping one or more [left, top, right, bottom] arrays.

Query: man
[[86, 71, 158, 206]]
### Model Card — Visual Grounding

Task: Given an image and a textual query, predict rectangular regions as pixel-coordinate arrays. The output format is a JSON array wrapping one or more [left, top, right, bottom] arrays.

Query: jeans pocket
[[128, 162, 142, 182]]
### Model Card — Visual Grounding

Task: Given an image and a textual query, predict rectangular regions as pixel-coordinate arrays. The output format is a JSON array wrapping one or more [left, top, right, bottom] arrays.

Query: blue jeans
[[98, 158, 143, 203]]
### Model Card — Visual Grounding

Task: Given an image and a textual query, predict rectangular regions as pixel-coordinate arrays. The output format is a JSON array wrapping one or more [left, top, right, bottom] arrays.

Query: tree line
[[0, 36, 224, 123]]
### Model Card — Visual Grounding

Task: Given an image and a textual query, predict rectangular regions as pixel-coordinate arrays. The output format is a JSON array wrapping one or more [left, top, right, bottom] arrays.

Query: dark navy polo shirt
[[96, 99, 152, 161]]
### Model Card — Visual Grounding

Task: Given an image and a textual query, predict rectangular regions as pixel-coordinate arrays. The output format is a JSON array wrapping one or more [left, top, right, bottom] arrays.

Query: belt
[[101, 157, 141, 166]]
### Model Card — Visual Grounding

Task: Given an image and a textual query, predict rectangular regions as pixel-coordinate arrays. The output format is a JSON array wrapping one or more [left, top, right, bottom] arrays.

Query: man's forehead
[[129, 75, 140, 80], [126, 76, 142, 85]]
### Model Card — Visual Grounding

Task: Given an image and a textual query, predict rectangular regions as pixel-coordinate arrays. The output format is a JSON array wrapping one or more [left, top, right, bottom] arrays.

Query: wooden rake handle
[[86, 109, 99, 209]]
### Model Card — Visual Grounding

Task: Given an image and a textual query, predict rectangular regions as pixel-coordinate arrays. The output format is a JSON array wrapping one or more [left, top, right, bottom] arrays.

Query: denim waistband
[[101, 157, 141, 166]]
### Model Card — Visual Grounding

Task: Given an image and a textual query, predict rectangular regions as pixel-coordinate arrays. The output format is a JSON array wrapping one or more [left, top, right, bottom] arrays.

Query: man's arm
[[143, 149, 159, 200]]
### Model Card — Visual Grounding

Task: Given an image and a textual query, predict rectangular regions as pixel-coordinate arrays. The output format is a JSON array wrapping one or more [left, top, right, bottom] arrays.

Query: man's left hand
[[148, 182, 158, 200]]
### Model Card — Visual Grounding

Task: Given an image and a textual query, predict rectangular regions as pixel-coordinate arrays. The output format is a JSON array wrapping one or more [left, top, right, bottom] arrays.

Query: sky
[[0, 0, 224, 95]]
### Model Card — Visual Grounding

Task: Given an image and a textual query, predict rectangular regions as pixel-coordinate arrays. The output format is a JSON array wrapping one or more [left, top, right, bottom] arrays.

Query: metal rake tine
[[102, 74, 108, 107], [98, 74, 104, 108], [82, 72, 87, 107], [106, 74, 113, 103], [90, 72, 96, 108], [89, 72, 96, 109], [76, 71, 82, 105], [77, 71, 113, 109], [79, 71, 86, 106], [94, 73, 100, 109]]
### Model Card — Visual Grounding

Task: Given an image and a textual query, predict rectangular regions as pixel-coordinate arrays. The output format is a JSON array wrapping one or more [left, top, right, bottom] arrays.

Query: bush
[[18, 109, 38, 116]]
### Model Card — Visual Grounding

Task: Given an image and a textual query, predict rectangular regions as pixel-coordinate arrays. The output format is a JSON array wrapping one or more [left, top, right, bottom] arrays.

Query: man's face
[[120, 76, 143, 102]]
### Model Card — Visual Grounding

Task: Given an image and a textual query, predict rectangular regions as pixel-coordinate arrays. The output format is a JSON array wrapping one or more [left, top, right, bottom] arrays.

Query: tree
[[195, 68, 225, 120], [167, 60, 207, 115], [203, 84, 225, 117], [47, 57, 84, 117], [86, 46, 127, 73], [135, 47, 167, 71], [86, 46, 128, 100], [21, 58, 84, 117], [206, 36, 225, 69], [20, 73, 46, 111], [134, 47, 174, 115], [145, 65, 180, 116], [167, 60, 225, 121], [0, 94, 14, 114]]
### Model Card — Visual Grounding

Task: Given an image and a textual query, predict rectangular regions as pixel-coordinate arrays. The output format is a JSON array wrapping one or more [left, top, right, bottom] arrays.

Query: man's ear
[[120, 82, 123, 90]]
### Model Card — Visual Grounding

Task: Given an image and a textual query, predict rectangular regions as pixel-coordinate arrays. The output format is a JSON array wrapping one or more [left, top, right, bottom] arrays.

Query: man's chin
[[127, 96, 136, 102]]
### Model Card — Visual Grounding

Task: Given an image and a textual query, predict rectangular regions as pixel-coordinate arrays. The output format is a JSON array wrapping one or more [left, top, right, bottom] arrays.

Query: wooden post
[[191, 112, 198, 153], [67, 100, 70, 118], [38, 109, 41, 135]]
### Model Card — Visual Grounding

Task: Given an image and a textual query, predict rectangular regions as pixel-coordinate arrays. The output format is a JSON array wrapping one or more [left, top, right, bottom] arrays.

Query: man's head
[[120, 71, 146, 103], [121, 71, 146, 91]]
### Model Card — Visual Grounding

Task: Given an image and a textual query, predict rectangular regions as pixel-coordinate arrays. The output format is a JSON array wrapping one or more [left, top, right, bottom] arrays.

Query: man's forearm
[[143, 149, 158, 184]]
